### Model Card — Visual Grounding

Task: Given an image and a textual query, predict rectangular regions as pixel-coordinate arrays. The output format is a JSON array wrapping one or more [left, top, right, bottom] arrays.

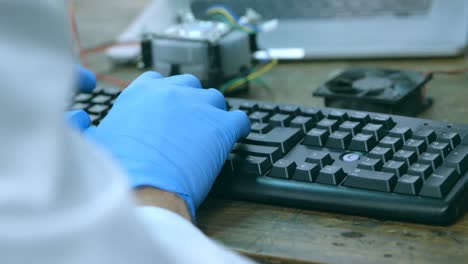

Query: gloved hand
[[85, 72, 250, 219], [67, 109, 91, 131], [77, 65, 97, 92], [66, 65, 97, 131]]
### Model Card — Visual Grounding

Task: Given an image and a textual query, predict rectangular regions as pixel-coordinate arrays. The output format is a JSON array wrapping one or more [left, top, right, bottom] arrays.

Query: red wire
[[95, 73, 131, 87], [69, 2, 88, 67], [425, 68, 468, 75], [69, 2, 131, 87], [83, 41, 140, 55]]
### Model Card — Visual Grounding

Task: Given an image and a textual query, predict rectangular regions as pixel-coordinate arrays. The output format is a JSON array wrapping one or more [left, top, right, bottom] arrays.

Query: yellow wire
[[206, 8, 255, 33], [224, 59, 278, 93], [206, 8, 237, 24]]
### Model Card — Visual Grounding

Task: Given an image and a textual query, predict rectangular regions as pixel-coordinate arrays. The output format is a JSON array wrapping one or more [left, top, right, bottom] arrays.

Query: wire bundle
[[220, 59, 278, 94], [206, 5, 257, 34], [206, 5, 277, 94]]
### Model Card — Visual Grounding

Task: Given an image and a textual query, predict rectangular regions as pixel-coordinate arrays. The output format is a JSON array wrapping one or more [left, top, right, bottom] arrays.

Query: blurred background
[[72, 0, 468, 122]]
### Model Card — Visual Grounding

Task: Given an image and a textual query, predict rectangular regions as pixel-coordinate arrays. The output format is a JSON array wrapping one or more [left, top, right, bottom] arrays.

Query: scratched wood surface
[[197, 199, 468, 264], [75, 1, 468, 263]]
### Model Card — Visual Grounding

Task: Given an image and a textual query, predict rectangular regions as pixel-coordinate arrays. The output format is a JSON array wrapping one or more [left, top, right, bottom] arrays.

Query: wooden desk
[[75, 1, 468, 263]]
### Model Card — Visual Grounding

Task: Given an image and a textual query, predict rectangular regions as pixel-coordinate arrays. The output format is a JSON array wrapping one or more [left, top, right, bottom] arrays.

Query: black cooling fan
[[313, 67, 433, 116]]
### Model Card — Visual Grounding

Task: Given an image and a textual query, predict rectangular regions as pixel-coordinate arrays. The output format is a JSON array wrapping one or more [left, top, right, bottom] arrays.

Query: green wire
[[220, 77, 246, 93], [252, 77, 273, 93]]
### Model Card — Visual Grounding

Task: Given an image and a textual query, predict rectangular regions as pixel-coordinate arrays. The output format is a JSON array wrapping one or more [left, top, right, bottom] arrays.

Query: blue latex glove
[[85, 72, 251, 219], [67, 109, 91, 131], [66, 66, 97, 131], [76, 65, 97, 92]]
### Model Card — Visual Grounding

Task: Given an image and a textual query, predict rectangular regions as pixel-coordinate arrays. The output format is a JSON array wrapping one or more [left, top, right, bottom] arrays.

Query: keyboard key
[[407, 163, 433, 179], [279, 105, 300, 115], [290, 116, 314, 133], [413, 129, 437, 145], [378, 136, 403, 153], [368, 146, 393, 162], [268, 113, 293, 127], [102, 87, 121, 96], [326, 131, 352, 150], [232, 143, 282, 163], [74, 93, 92, 102], [328, 110, 348, 122], [240, 102, 258, 112], [316, 165, 346, 185], [438, 132, 462, 149], [394, 175, 423, 195], [349, 133, 377, 152], [89, 114, 100, 124], [371, 114, 395, 129], [344, 168, 397, 192], [420, 167, 459, 198], [87, 104, 109, 114], [300, 108, 324, 121], [338, 121, 363, 136], [250, 123, 272, 134], [427, 141, 452, 159], [269, 159, 297, 179], [316, 118, 339, 133], [388, 127, 413, 142], [226, 154, 271, 175], [306, 151, 334, 168], [393, 149, 418, 166], [245, 127, 303, 153], [402, 139, 427, 155], [70, 102, 90, 110], [357, 157, 383, 171], [91, 95, 111, 104], [418, 152, 443, 170], [382, 160, 408, 177], [91, 87, 103, 94], [249, 111, 270, 123], [292, 162, 320, 182], [362, 123, 386, 140], [303, 128, 329, 147], [249, 111, 271, 123], [444, 145, 468, 175], [349, 112, 371, 124], [259, 103, 279, 113]]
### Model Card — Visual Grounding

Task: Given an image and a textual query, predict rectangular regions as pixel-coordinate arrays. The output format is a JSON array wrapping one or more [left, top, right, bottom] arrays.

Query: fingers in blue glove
[[138, 71, 164, 80], [164, 74, 202, 88], [66, 110, 91, 131], [137, 72, 201, 88], [227, 110, 251, 139], [184, 88, 227, 110], [77, 65, 97, 92], [85, 72, 252, 220]]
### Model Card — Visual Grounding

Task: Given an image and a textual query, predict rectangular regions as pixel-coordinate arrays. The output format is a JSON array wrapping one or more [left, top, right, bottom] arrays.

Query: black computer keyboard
[[72, 89, 468, 225], [70, 86, 121, 124]]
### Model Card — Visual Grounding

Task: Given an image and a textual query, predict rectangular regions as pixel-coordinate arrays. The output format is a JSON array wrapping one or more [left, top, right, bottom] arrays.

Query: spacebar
[[244, 127, 303, 153]]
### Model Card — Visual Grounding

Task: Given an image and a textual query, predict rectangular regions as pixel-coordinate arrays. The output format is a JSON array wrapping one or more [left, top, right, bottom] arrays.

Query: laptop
[[190, 0, 468, 59]]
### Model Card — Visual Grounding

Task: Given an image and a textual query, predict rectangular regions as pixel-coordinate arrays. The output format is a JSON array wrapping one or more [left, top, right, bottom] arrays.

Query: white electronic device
[[191, 0, 468, 59]]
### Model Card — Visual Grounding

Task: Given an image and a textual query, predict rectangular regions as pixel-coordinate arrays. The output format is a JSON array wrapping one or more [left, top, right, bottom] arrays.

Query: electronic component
[[141, 21, 255, 91], [72, 89, 468, 225], [313, 68, 433, 116]]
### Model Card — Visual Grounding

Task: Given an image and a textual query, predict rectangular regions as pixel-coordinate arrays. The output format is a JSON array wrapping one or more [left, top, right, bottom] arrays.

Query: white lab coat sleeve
[[0, 1, 254, 264]]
